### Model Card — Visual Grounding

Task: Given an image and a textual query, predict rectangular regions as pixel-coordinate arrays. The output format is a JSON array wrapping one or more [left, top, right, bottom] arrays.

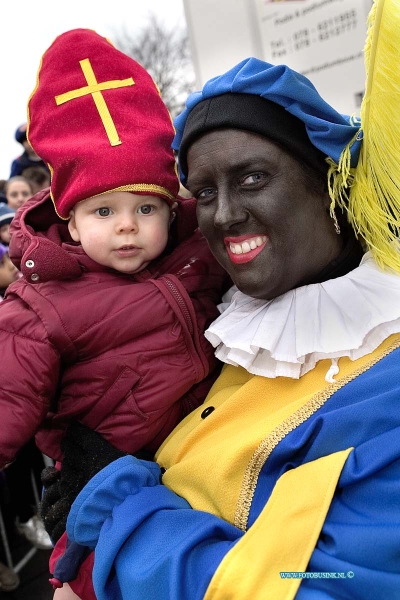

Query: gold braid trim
[[234, 336, 400, 531], [94, 184, 176, 200]]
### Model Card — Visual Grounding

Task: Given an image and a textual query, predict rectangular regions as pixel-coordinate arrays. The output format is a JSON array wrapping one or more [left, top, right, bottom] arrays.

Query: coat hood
[[9, 189, 82, 283]]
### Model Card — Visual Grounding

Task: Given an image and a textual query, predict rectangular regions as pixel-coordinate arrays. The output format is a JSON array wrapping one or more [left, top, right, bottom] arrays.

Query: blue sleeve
[[296, 428, 400, 599], [67, 456, 242, 600], [68, 432, 400, 600]]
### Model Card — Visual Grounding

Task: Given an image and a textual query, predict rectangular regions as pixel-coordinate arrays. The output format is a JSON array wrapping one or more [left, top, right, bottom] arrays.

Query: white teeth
[[229, 236, 267, 255]]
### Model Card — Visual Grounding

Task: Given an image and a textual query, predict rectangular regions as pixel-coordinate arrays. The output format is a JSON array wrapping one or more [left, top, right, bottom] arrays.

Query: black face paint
[[187, 129, 344, 300]]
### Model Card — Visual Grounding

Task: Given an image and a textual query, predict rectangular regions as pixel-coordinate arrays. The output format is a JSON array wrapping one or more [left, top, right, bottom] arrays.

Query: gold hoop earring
[[330, 207, 341, 235]]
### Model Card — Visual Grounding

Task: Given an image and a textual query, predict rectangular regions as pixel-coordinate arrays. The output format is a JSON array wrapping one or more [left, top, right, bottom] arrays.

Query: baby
[[0, 29, 227, 596]]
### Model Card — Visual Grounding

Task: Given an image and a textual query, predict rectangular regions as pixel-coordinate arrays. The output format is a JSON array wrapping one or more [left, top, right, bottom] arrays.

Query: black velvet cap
[[178, 93, 329, 180]]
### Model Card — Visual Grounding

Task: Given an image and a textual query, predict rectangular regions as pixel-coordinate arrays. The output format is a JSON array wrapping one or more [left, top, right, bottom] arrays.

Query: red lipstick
[[224, 235, 268, 264]]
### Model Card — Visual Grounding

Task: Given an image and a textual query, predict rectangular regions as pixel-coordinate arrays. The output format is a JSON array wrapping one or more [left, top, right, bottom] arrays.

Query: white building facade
[[183, 0, 373, 114]]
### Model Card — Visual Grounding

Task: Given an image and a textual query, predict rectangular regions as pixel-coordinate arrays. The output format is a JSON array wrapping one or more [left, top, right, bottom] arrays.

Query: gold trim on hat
[[51, 183, 176, 220], [91, 184, 176, 201], [55, 58, 135, 147]]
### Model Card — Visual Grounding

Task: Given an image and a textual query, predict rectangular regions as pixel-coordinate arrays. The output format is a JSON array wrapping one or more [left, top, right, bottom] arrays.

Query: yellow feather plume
[[329, 0, 400, 272]]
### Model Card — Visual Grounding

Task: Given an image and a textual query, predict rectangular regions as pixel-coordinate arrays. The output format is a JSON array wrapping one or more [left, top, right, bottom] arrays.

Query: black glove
[[40, 422, 128, 543], [40, 466, 63, 542]]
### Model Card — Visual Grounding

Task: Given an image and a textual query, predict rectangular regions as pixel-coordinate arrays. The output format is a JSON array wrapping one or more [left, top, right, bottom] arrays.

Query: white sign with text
[[255, 0, 372, 113]]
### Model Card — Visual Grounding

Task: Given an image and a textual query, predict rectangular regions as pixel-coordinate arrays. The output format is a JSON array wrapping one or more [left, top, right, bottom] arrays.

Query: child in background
[[0, 204, 16, 246], [0, 28, 227, 597], [4, 176, 32, 210], [0, 180, 7, 203], [10, 123, 49, 178], [22, 166, 51, 195], [0, 244, 19, 298]]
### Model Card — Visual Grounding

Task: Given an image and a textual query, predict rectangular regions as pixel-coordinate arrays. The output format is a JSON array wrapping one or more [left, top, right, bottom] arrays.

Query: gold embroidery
[[87, 184, 175, 200], [234, 336, 400, 531], [55, 58, 134, 147]]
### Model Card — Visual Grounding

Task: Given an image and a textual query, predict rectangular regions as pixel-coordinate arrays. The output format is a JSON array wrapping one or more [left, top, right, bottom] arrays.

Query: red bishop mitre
[[27, 28, 179, 219]]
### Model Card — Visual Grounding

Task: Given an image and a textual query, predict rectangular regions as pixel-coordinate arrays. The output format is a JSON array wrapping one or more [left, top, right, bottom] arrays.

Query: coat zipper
[[163, 276, 194, 337], [162, 275, 209, 412]]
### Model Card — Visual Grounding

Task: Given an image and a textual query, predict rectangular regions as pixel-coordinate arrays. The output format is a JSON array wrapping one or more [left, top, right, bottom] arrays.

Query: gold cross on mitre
[[55, 58, 135, 146]]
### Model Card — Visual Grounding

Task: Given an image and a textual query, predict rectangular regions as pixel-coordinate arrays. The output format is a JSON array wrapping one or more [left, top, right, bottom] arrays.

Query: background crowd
[[0, 123, 52, 593]]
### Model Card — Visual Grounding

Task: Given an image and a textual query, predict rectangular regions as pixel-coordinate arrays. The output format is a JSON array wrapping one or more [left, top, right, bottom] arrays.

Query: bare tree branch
[[111, 12, 195, 118]]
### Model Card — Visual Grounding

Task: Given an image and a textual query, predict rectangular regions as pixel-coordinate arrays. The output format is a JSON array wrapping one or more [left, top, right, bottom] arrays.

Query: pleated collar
[[206, 253, 400, 379]]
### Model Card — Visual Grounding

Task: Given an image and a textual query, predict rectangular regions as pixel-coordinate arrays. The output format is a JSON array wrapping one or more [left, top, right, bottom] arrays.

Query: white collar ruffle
[[205, 253, 400, 379]]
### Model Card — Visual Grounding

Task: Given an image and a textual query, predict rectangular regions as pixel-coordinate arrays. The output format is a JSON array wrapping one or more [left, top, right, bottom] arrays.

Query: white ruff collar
[[205, 253, 400, 380]]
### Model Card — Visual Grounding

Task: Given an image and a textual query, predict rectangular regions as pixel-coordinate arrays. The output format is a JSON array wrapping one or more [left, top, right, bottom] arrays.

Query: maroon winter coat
[[0, 190, 227, 466]]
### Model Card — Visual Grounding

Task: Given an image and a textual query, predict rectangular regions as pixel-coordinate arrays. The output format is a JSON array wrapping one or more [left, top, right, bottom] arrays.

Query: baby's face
[[68, 191, 174, 275]]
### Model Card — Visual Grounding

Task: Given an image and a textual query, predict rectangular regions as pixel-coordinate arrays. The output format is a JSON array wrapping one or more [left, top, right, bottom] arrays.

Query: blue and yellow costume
[[67, 333, 400, 599], [66, 1, 400, 598]]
